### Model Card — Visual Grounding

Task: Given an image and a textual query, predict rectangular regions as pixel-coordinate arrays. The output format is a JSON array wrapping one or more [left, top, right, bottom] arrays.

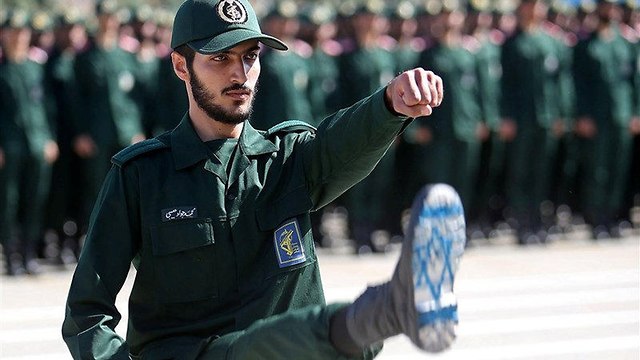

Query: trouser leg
[[194, 304, 381, 360]]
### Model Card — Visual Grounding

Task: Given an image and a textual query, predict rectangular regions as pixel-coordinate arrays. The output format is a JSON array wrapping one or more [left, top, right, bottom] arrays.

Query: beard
[[190, 70, 258, 125]]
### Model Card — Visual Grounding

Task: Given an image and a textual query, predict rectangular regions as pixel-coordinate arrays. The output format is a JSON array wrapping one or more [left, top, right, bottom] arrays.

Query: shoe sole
[[408, 184, 465, 352]]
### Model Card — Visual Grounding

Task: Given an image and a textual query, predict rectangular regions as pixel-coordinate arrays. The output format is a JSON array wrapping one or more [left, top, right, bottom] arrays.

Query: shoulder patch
[[112, 138, 168, 167], [265, 120, 317, 137]]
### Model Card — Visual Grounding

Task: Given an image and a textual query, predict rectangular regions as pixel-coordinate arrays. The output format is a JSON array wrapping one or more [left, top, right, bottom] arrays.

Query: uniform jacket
[[62, 88, 409, 359]]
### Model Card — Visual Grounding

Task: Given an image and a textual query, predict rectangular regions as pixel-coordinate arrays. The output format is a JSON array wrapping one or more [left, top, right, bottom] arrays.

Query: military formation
[[1, 0, 639, 275]]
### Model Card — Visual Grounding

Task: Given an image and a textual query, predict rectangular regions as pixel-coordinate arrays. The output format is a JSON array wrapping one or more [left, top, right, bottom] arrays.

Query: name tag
[[162, 206, 198, 222], [274, 219, 306, 268]]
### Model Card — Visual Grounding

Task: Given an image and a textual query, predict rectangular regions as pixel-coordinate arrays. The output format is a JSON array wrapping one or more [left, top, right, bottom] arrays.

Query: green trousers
[[136, 304, 382, 360]]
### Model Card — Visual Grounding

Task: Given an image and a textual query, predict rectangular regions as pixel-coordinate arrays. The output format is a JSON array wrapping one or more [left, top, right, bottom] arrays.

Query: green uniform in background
[[573, 27, 635, 234], [417, 41, 482, 220], [73, 43, 144, 224], [136, 51, 161, 137], [44, 43, 84, 250], [337, 43, 397, 251], [501, 26, 566, 242], [0, 59, 55, 274], [155, 53, 188, 135], [306, 45, 340, 126], [472, 32, 505, 230], [250, 48, 313, 129], [62, 88, 404, 359]]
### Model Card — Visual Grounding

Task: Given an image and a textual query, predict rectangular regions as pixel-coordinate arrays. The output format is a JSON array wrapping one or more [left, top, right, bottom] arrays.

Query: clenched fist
[[385, 68, 443, 118]]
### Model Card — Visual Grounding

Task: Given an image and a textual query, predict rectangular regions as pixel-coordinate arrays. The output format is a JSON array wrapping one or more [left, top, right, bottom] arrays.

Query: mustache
[[222, 84, 252, 94]]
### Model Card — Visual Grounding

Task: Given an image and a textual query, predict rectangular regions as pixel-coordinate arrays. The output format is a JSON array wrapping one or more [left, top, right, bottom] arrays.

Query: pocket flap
[[151, 219, 214, 256], [255, 187, 313, 231]]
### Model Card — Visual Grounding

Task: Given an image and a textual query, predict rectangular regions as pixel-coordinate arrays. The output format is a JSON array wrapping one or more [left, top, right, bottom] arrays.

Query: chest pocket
[[255, 186, 316, 279], [150, 218, 217, 303]]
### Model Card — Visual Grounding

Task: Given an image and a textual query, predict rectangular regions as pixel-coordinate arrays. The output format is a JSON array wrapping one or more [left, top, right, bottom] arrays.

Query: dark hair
[[174, 44, 195, 72]]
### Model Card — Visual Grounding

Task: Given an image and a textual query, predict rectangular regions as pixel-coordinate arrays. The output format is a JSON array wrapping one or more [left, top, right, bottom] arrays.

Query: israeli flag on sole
[[274, 219, 306, 268]]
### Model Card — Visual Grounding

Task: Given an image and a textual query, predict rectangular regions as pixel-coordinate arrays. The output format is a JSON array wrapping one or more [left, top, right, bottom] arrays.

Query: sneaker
[[345, 184, 466, 353], [406, 184, 466, 352]]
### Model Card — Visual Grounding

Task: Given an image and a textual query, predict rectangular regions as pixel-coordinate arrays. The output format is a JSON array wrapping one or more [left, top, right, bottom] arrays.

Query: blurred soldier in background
[[130, 5, 162, 138], [0, 10, 59, 275], [72, 0, 145, 233], [416, 0, 484, 237], [500, 0, 567, 244], [572, 0, 636, 239], [155, 7, 188, 136], [250, 0, 313, 130], [44, 10, 88, 264], [337, 0, 398, 253], [465, 0, 506, 238], [298, 2, 341, 126]]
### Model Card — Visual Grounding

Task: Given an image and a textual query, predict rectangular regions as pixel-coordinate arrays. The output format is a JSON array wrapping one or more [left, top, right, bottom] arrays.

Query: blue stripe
[[418, 305, 458, 326], [420, 205, 463, 218]]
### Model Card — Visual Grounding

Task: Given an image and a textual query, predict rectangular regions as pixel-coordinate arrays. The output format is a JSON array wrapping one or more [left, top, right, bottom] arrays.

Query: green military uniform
[[73, 42, 144, 223], [306, 45, 340, 126], [250, 46, 313, 129], [416, 40, 483, 219], [154, 53, 188, 135], [336, 22, 398, 250], [44, 13, 86, 248], [62, 88, 406, 359], [472, 29, 505, 229], [573, 25, 635, 232], [500, 24, 566, 242], [0, 54, 55, 274]]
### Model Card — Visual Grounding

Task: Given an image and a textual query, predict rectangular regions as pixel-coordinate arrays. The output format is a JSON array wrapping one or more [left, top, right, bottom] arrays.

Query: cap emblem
[[216, 0, 248, 24]]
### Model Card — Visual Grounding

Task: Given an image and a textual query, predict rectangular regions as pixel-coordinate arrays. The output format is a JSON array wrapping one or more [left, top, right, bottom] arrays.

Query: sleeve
[[62, 165, 141, 360], [300, 87, 410, 209]]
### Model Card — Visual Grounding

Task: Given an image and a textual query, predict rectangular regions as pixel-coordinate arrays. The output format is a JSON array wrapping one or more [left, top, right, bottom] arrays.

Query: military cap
[[2, 9, 31, 29], [133, 5, 155, 23], [468, 0, 493, 13], [337, 0, 359, 17], [96, 0, 119, 16], [265, 0, 299, 20], [301, 3, 336, 25], [623, 0, 638, 9], [170, 0, 288, 54], [355, 0, 387, 15], [578, 0, 597, 12], [420, 0, 444, 15], [391, 1, 418, 20], [30, 10, 54, 32], [56, 8, 85, 27]]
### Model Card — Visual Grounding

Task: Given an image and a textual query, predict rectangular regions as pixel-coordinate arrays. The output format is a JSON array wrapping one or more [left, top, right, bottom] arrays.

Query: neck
[[189, 107, 244, 141]]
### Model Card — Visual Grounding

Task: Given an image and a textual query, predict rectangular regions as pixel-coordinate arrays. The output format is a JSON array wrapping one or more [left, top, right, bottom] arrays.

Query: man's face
[[188, 40, 262, 125]]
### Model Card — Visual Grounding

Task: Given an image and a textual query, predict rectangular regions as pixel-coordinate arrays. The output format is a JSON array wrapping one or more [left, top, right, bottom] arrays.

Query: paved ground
[[1, 235, 639, 359]]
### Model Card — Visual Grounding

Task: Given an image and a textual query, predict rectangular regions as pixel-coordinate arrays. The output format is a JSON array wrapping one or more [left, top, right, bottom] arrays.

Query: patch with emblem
[[274, 219, 306, 268], [217, 0, 248, 24], [162, 206, 198, 222]]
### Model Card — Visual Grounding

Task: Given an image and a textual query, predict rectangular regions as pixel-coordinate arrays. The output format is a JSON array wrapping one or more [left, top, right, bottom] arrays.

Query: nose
[[230, 58, 249, 84]]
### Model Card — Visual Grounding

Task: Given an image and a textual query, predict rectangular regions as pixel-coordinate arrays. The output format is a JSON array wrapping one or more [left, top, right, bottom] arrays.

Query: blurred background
[[0, 0, 639, 277]]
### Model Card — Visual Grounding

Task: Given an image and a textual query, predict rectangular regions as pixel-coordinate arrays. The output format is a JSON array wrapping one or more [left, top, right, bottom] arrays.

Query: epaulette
[[112, 138, 169, 167], [265, 120, 317, 137]]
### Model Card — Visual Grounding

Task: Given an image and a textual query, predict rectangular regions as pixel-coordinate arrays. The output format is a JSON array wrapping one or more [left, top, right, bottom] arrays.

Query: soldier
[[156, 7, 189, 136], [500, 0, 567, 244], [0, 10, 59, 275], [465, 0, 506, 237], [298, 2, 341, 126], [573, 0, 637, 238], [337, 0, 398, 253], [44, 10, 89, 264], [249, 0, 313, 130], [72, 0, 146, 232], [416, 0, 485, 235], [61, 1, 467, 359]]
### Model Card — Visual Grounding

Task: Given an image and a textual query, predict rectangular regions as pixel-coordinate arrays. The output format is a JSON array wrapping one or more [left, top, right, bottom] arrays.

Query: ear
[[171, 52, 190, 82]]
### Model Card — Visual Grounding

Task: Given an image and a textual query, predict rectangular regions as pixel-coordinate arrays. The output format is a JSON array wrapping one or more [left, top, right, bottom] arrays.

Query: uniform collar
[[171, 115, 278, 170]]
